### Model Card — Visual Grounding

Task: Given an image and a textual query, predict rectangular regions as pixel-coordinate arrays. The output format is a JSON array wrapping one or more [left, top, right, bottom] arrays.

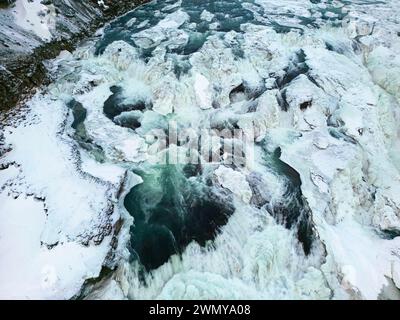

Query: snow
[[321, 219, 400, 300], [80, 153, 126, 185], [0, 184, 112, 299], [12, 0, 53, 41], [64, 0, 400, 299], [0, 92, 125, 299], [2, 0, 400, 300], [97, 1, 109, 10]]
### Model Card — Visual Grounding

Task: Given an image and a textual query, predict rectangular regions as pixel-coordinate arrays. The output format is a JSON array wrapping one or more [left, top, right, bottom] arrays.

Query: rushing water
[[124, 164, 235, 271], [90, 0, 351, 276], [87, 0, 335, 298], [47, 0, 398, 299]]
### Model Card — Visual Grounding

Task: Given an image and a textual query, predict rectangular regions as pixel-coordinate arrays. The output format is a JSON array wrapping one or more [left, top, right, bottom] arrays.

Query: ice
[[131, 10, 189, 50], [367, 46, 400, 101], [214, 166, 252, 204], [200, 10, 214, 23], [2, 0, 400, 300], [125, 206, 330, 300], [193, 73, 212, 110]]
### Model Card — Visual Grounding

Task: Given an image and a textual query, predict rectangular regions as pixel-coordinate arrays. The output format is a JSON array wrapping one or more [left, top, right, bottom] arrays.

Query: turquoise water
[[95, 0, 352, 56], [124, 164, 234, 271], [90, 0, 377, 273]]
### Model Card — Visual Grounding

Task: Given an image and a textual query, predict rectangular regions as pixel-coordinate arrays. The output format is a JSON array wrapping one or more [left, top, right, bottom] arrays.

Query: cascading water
[[76, 0, 338, 299], [2, 0, 400, 300]]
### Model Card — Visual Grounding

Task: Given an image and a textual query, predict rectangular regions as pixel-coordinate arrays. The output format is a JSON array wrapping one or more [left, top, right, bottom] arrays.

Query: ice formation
[[1, 0, 400, 300]]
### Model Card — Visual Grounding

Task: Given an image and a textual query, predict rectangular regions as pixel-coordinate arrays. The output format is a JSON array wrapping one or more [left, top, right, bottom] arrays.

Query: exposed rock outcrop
[[0, 0, 149, 111]]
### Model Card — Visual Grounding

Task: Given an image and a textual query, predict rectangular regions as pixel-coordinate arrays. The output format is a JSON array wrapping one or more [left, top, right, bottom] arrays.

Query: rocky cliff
[[0, 0, 148, 111]]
